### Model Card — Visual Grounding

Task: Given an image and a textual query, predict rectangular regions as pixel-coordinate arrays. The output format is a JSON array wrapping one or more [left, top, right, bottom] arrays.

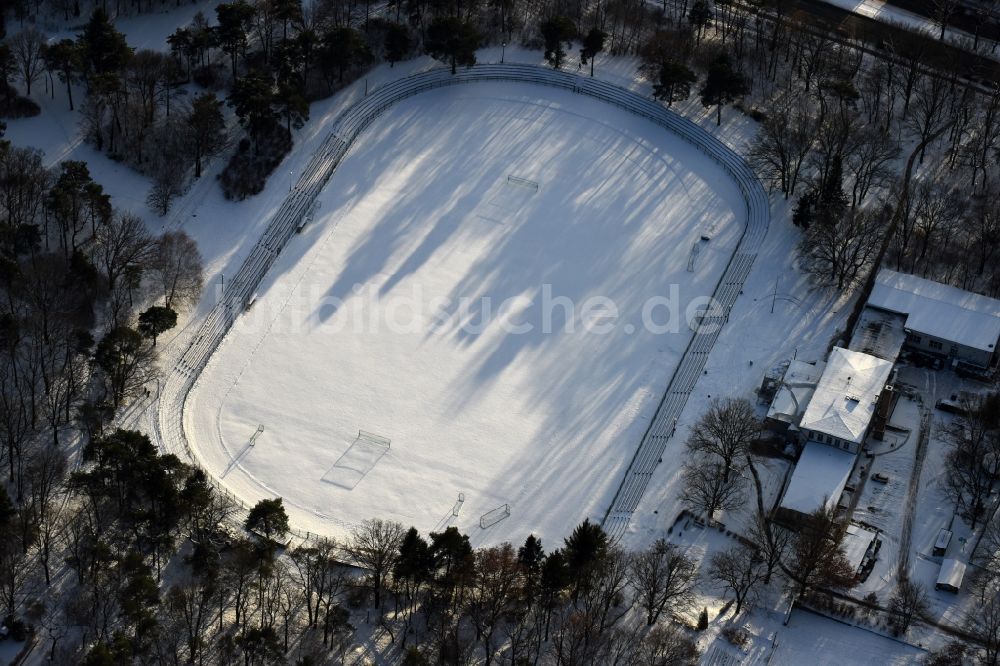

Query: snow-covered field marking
[[322, 431, 392, 490]]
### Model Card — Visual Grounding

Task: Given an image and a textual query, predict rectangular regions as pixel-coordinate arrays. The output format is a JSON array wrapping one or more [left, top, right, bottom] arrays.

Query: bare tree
[[963, 85, 1000, 192], [787, 506, 854, 598], [888, 578, 928, 635], [680, 455, 745, 519], [747, 511, 789, 584], [636, 622, 699, 665], [846, 125, 899, 208], [152, 231, 204, 310], [709, 543, 766, 616], [579, 546, 632, 634], [966, 592, 1000, 666], [167, 572, 218, 663], [347, 518, 405, 610], [628, 539, 698, 626], [93, 211, 156, 292], [686, 398, 760, 485], [931, 0, 961, 40], [908, 181, 962, 274], [799, 205, 888, 290], [905, 73, 958, 163], [26, 445, 66, 586], [748, 96, 816, 198], [9, 28, 46, 96], [468, 543, 522, 665], [942, 394, 1000, 530]]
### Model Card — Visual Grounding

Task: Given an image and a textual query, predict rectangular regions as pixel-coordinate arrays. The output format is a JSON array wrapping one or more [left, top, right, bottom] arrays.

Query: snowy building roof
[[849, 307, 907, 362], [843, 523, 878, 573], [869, 269, 1000, 354], [779, 441, 857, 516], [766, 360, 827, 426], [936, 558, 966, 592], [799, 348, 894, 445]]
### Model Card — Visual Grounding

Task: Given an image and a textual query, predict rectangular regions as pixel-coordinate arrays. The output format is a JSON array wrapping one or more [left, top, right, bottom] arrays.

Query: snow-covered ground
[[625, 199, 853, 546], [185, 83, 745, 545]]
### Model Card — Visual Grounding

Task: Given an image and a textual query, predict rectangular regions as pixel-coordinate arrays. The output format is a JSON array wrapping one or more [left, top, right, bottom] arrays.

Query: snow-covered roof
[[779, 441, 857, 516], [799, 348, 893, 445], [936, 558, 966, 591], [869, 269, 1000, 354], [766, 360, 826, 425], [850, 307, 907, 362], [843, 523, 878, 572]]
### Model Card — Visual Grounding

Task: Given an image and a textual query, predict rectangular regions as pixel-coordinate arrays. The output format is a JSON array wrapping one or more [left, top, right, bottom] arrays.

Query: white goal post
[[357, 430, 391, 449], [480, 503, 511, 528], [507, 175, 539, 191]]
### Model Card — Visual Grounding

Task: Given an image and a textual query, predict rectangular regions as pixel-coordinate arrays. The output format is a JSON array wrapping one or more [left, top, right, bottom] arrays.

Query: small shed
[[933, 529, 953, 558], [935, 558, 966, 593]]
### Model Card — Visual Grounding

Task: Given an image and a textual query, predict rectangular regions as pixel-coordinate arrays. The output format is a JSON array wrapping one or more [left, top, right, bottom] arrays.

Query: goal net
[[357, 430, 391, 449], [507, 175, 539, 191], [480, 503, 511, 529], [321, 430, 391, 489]]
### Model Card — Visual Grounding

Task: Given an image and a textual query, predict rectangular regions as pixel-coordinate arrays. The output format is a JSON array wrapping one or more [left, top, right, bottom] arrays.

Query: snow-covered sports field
[[185, 82, 746, 544]]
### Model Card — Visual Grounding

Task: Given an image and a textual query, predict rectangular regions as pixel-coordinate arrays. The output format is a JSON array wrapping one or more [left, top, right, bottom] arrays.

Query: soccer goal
[[452, 492, 466, 517], [357, 430, 391, 449], [507, 175, 539, 191], [480, 503, 511, 529], [249, 424, 265, 446], [321, 430, 391, 490]]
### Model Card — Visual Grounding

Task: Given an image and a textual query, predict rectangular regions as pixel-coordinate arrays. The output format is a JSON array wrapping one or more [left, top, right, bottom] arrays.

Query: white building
[[936, 558, 967, 593], [868, 269, 1000, 369], [778, 441, 857, 520], [798, 347, 894, 455], [765, 359, 826, 432]]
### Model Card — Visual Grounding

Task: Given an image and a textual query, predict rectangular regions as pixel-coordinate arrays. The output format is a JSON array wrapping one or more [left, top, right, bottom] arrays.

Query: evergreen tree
[[273, 0, 303, 40], [540, 16, 575, 69], [77, 9, 132, 77], [245, 497, 290, 542], [539, 549, 568, 639], [137, 305, 177, 346], [384, 23, 412, 68], [118, 552, 160, 655], [792, 190, 817, 228], [228, 70, 277, 154], [276, 77, 309, 134], [579, 27, 606, 76], [214, 1, 255, 80], [0, 485, 13, 528], [93, 327, 152, 408], [429, 525, 473, 582], [42, 39, 80, 110], [563, 518, 608, 599], [186, 92, 226, 178], [653, 59, 697, 106], [424, 17, 480, 74], [689, 0, 712, 42], [518, 534, 544, 601], [319, 27, 368, 86], [699, 52, 748, 125]]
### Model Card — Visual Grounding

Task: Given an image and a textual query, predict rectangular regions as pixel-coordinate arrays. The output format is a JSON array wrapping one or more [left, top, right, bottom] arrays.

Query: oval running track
[[150, 63, 771, 542]]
